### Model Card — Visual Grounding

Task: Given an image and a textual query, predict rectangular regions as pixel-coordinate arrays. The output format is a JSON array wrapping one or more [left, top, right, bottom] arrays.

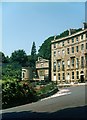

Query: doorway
[[80, 75, 84, 83], [54, 74, 56, 81]]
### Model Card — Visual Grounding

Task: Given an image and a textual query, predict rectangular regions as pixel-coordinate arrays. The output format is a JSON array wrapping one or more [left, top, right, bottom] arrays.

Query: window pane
[[72, 47, 74, 53], [62, 61, 65, 70], [86, 43, 87, 49], [58, 51, 60, 55], [72, 58, 74, 67], [54, 43, 56, 48], [72, 72, 74, 79], [76, 46, 79, 52], [72, 38, 74, 43], [58, 61, 60, 71], [76, 58, 79, 68], [76, 71, 79, 79], [67, 60, 70, 67], [81, 35, 83, 39], [85, 55, 87, 66], [62, 73, 65, 80], [58, 73, 60, 80], [54, 51, 56, 56], [76, 37, 78, 42], [62, 41, 64, 46], [81, 56, 84, 68], [86, 33, 87, 38], [81, 44, 84, 50], [67, 48, 70, 54], [62, 50, 65, 54], [53, 62, 56, 71], [67, 40, 69, 44]]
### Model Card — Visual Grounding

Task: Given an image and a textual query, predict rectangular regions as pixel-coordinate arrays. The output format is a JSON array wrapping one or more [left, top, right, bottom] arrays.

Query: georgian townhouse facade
[[51, 24, 87, 84], [36, 57, 49, 80]]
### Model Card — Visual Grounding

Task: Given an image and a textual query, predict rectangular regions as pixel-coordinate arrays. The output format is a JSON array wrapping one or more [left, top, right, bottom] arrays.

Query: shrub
[[36, 82, 58, 96], [2, 80, 38, 109]]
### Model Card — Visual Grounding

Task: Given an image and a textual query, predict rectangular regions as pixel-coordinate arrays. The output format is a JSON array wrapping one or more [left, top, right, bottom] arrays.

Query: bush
[[2, 80, 58, 109], [36, 82, 58, 96], [2, 80, 38, 109]]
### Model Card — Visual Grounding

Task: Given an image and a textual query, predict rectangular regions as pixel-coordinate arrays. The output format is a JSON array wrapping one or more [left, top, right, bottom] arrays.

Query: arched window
[[23, 72, 25, 78], [80, 71, 84, 74]]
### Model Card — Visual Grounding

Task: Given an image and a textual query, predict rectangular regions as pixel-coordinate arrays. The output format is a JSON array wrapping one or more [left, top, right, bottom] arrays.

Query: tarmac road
[[1, 85, 87, 120]]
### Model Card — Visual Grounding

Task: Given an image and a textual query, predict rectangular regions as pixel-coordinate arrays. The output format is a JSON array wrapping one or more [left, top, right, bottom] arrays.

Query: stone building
[[22, 67, 33, 81], [51, 23, 87, 84], [36, 57, 49, 81]]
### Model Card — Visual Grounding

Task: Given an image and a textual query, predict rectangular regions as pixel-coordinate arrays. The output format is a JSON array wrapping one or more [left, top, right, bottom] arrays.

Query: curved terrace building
[[51, 23, 87, 84]]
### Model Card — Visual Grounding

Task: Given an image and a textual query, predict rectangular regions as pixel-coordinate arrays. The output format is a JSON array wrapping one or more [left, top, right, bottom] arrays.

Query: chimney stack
[[83, 22, 87, 29], [69, 29, 76, 35], [54, 35, 56, 40]]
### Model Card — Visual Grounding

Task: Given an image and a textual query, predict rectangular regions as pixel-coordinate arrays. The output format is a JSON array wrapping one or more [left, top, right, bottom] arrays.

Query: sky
[[1, 2, 85, 57]]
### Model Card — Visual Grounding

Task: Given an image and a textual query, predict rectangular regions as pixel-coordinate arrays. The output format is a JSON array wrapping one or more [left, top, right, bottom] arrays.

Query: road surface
[[1, 85, 87, 120]]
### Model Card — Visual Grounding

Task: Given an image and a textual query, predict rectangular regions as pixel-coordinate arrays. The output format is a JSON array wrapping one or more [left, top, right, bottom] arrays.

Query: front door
[[80, 75, 84, 83]]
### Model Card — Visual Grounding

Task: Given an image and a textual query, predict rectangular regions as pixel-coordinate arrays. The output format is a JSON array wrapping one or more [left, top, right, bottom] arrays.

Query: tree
[[10, 50, 28, 67], [0, 52, 9, 63], [30, 42, 37, 68], [2, 62, 21, 80], [31, 42, 36, 57], [38, 36, 54, 60]]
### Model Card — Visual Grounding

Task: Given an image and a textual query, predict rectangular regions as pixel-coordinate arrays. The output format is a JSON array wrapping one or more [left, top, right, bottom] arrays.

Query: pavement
[[1, 83, 87, 120], [41, 82, 87, 101], [58, 82, 87, 87], [41, 88, 71, 101]]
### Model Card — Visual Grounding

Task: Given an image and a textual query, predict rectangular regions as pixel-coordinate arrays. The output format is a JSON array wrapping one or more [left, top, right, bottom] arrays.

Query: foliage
[[27, 55, 36, 68], [35, 82, 58, 95], [0, 65, 1, 80], [0, 52, 9, 63], [56, 30, 69, 39], [38, 36, 54, 60], [2, 80, 37, 109], [10, 49, 28, 67], [30, 42, 37, 70], [74, 28, 82, 33], [31, 41, 36, 57], [2, 79, 58, 109], [2, 62, 21, 81]]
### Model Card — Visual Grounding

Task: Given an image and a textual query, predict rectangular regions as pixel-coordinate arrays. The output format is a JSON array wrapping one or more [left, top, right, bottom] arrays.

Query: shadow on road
[[2, 105, 87, 120]]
